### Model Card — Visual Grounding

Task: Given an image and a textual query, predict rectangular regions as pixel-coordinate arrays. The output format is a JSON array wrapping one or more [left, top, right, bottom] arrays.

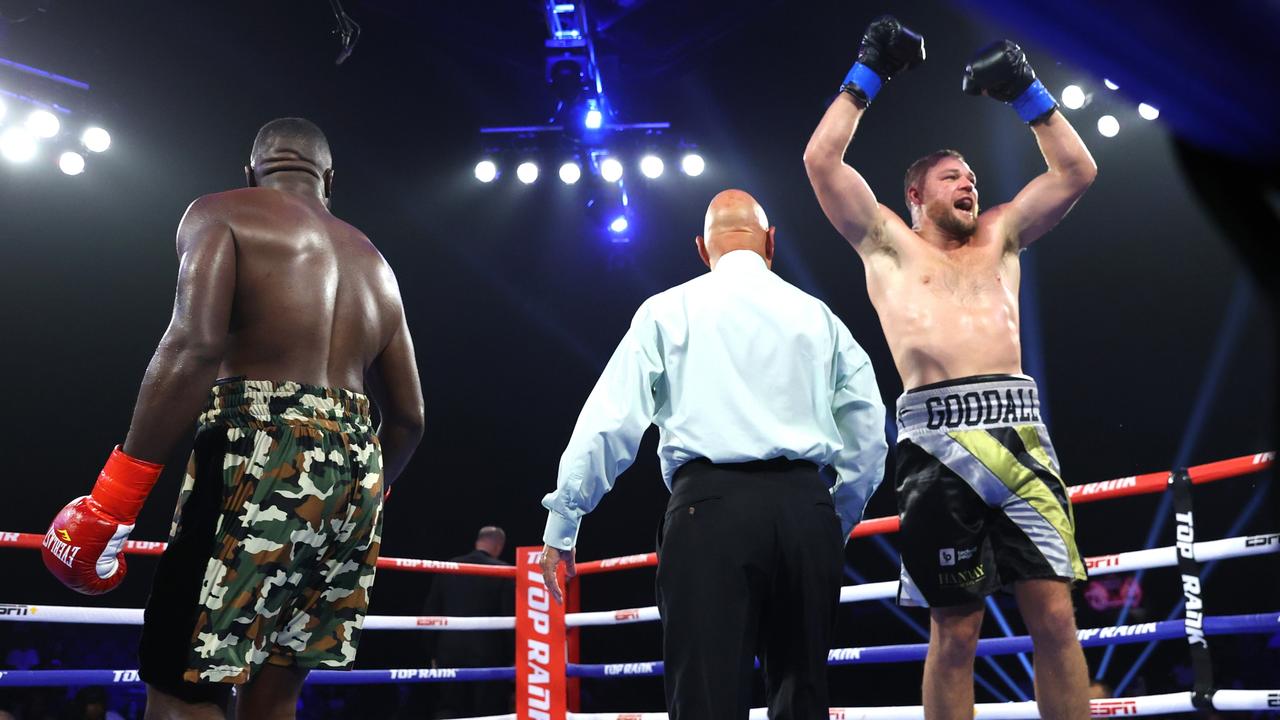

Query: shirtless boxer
[[41, 118, 425, 719], [803, 17, 1097, 720]]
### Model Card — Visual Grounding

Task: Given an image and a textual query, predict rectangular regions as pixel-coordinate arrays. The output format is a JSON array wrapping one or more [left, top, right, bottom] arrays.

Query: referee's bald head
[[697, 189, 776, 270]]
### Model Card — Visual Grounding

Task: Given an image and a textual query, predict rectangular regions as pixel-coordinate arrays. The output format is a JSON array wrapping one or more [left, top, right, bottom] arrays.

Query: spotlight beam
[[0, 56, 91, 91], [0, 88, 72, 115]]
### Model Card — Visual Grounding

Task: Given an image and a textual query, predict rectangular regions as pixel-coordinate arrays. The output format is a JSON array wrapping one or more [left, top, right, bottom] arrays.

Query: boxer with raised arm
[[804, 18, 1097, 720]]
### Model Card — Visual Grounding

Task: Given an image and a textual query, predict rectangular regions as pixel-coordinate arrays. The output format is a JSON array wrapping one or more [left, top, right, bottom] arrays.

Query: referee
[[538, 189, 888, 718]]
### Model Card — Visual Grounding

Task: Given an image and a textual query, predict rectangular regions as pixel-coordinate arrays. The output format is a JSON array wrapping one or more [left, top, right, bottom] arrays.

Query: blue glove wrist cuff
[[841, 62, 883, 105], [1012, 78, 1057, 123]]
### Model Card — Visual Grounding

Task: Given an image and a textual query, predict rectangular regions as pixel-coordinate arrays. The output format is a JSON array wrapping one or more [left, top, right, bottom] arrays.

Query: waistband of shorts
[[198, 378, 372, 430], [895, 374, 1042, 440]]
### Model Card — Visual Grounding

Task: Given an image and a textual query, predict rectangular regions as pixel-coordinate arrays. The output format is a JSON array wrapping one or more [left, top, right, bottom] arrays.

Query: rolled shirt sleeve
[[542, 302, 666, 550]]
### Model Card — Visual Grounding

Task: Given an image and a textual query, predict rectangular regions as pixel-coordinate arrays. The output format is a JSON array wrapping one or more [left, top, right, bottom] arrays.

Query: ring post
[[566, 573, 582, 711], [1170, 469, 1216, 709], [516, 546, 567, 720]]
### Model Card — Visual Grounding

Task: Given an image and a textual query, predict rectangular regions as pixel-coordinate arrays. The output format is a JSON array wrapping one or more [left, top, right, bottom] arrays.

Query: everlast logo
[[1091, 699, 1139, 716], [42, 528, 81, 569], [924, 388, 1039, 430], [938, 566, 985, 587], [1175, 511, 1208, 648]]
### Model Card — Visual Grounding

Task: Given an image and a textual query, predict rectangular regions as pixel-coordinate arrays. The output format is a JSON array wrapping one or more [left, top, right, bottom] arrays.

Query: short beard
[[927, 203, 978, 238]]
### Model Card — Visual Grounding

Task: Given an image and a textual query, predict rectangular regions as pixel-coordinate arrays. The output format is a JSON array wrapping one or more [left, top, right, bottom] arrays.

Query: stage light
[[1103, 78, 1119, 90], [639, 154, 664, 179], [1060, 85, 1086, 110], [59, 151, 85, 176], [0, 127, 37, 163], [1137, 103, 1159, 121], [516, 161, 539, 184], [474, 160, 497, 183], [599, 156, 623, 183], [558, 161, 581, 184], [584, 99, 603, 130], [681, 153, 705, 177], [26, 109, 60, 139], [0, 99, 6, 122], [609, 215, 629, 233], [1097, 115, 1120, 138], [82, 127, 111, 153]]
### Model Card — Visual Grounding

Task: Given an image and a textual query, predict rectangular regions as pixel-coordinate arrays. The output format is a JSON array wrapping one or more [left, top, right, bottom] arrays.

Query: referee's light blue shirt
[[542, 249, 887, 550]]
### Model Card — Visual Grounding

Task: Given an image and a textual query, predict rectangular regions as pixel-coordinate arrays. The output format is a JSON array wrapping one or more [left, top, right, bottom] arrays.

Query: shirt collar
[[713, 249, 768, 273]]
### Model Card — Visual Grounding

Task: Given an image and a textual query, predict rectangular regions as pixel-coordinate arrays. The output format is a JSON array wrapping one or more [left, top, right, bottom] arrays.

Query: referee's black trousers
[[656, 458, 845, 720]]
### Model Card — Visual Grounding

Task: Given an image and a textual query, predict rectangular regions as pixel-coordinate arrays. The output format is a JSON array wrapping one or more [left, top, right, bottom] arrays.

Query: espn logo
[[614, 609, 640, 622], [417, 617, 448, 626], [1086, 554, 1122, 570], [1090, 699, 1138, 716]]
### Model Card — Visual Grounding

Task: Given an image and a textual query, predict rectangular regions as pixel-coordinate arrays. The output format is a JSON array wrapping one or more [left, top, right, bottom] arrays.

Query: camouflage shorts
[[139, 379, 383, 691]]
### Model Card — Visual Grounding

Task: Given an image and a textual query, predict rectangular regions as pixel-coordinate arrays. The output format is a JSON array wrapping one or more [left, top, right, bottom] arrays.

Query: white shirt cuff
[[543, 512, 580, 550]]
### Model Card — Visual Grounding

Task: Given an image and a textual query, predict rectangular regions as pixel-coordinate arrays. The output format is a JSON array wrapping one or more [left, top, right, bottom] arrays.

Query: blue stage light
[[584, 108, 603, 130], [609, 216, 628, 233]]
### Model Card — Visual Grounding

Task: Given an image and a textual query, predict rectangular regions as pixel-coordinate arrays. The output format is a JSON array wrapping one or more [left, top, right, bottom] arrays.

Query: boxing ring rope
[[3, 452, 1268, 573], [0, 451, 1275, 719], [564, 613, 1280, 677], [7, 533, 1273, 631], [572, 451, 1277, 574], [568, 690, 1280, 720], [1, 612, 1276, 685]]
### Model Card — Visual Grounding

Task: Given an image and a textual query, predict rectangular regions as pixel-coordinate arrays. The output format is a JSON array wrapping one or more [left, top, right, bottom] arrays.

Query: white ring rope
[[4, 533, 1273, 630], [562, 689, 1280, 719]]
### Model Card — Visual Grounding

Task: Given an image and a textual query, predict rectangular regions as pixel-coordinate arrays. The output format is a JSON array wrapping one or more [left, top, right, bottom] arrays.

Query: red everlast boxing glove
[[42, 446, 163, 595]]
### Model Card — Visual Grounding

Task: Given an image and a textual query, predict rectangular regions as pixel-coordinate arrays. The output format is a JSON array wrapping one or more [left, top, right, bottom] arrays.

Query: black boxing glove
[[840, 15, 925, 107], [962, 40, 1057, 123]]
